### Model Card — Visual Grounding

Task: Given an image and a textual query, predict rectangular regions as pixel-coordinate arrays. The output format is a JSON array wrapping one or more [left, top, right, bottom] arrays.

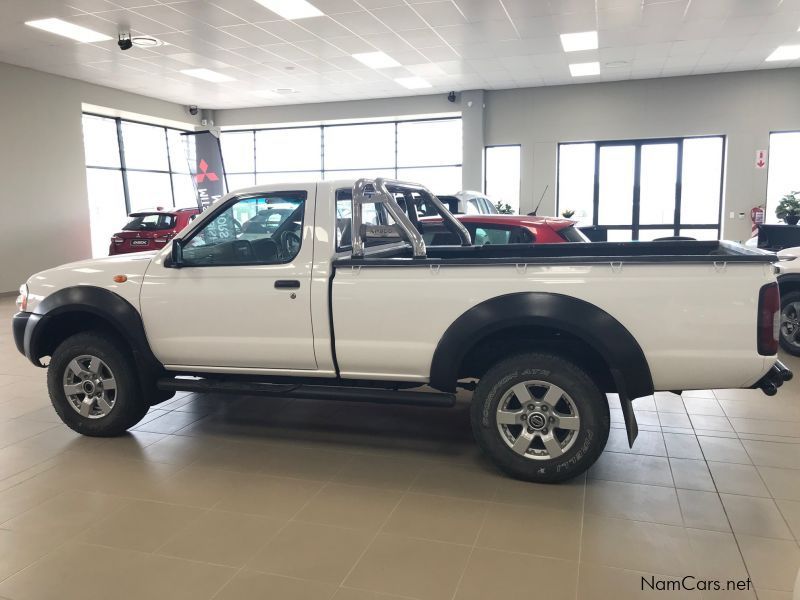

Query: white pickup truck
[[12, 179, 791, 482]]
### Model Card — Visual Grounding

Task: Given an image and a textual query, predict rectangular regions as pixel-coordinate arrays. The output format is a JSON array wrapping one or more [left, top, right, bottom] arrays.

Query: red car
[[109, 207, 200, 255], [419, 214, 588, 245]]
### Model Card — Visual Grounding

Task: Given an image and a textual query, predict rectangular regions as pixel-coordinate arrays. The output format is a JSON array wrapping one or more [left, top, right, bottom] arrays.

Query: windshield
[[123, 213, 176, 231]]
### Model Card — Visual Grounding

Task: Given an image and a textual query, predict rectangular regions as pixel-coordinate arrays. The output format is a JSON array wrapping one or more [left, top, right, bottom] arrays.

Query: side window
[[466, 198, 481, 214], [181, 192, 306, 266], [479, 197, 494, 214]]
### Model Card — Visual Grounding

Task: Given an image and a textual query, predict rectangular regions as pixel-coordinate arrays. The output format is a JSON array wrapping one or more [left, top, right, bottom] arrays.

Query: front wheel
[[780, 292, 800, 356], [470, 352, 609, 483], [47, 332, 149, 436]]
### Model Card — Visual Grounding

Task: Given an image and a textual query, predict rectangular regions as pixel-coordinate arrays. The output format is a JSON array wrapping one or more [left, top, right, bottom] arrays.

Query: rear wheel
[[470, 352, 609, 483], [47, 332, 149, 436], [780, 292, 800, 356]]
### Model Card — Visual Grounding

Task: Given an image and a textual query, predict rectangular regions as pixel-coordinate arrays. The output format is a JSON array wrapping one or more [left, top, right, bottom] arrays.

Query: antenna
[[530, 185, 549, 216]]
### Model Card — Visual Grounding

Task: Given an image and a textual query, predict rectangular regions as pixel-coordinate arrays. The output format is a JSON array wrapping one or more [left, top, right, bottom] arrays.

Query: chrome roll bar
[[351, 178, 472, 258]]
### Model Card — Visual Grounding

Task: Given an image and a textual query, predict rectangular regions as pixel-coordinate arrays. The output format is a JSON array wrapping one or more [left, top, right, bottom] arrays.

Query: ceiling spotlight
[[560, 31, 598, 52], [131, 36, 163, 48], [569, 62, 600, 77]]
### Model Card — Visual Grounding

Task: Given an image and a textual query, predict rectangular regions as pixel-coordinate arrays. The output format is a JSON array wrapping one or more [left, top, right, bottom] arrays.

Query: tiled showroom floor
[[1, 294, 799, 600]]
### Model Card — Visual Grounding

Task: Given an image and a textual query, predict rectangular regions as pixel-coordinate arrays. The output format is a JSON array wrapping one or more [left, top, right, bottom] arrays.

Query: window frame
[[556, 135, 726, 240], [83, 112, 195, 214], [178, 191, 308, 268], [220, 116, 463, 188]]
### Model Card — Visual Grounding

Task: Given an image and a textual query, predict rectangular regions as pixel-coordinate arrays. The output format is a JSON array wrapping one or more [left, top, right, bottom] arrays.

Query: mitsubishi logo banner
[[181, 130, 227, 210]]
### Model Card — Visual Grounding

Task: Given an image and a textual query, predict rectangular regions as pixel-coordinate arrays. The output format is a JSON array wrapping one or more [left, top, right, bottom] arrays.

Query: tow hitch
[[754, 360, 793, 396]]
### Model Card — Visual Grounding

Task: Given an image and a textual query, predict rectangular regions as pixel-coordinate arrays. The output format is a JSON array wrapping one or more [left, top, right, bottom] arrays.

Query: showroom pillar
[[461, 90, 485, 192]]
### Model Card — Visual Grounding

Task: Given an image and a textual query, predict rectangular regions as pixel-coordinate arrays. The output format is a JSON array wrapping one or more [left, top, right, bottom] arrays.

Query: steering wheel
[[280, 230, 301, 258]]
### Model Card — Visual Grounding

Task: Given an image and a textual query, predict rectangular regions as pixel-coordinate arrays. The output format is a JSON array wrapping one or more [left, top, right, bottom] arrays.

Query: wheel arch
[[778, 273, 800, 296]]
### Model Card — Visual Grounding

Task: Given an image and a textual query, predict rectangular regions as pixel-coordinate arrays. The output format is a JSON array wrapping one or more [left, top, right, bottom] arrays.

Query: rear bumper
[[751, 359, 793, 396]]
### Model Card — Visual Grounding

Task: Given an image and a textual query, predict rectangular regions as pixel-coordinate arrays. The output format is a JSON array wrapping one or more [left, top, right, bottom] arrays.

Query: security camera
[[188, 105, 199, 116], [447, 91, 456, 103], [118, 32, 132, 51]]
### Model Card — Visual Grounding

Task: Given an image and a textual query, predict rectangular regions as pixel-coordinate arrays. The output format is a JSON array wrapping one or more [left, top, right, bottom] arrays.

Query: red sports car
[[109, 207, 200, 255], [419, 214, 588, 245]]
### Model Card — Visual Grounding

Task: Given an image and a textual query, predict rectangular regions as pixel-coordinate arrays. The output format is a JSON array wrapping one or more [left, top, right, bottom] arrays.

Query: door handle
[[275, 280, 300, 289]]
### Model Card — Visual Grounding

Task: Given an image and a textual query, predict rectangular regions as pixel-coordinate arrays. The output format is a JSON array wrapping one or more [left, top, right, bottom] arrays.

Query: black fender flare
[[429, 292, 654, 445], [778, 273, 800, 293], [26, 286, 163, 383]]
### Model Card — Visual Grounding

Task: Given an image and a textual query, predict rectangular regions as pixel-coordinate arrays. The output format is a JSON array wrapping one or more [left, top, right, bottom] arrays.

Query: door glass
[[639, 143, 678, 225], [597, 145, 635, 226], [681, 137, 724, 225], [182, 192, 306, 266]]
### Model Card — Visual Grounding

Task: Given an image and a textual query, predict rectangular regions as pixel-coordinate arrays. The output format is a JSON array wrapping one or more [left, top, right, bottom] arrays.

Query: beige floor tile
[[585, 479, 683, 526], [332, 589, 409, 600], [331, 455, 422, 491], [410, 462, 501, 501], [588, 452, 674, 487], [682, 396, 724, 415], [580, 515, 694, 576], [729, 418, 800, 439], [682, 390, 715, 399], [742, 439, 800, 469], [249, 520, 373, 584], [758, 466, 800, 501], [156, 510, 284, 566], [686, 528, 749, 580], [697, 436, 752, 464], [689, 414, 733, 432], [3, 490, 129, 544], [577, 563, 702, 599], [0, 540, 235, 600], [657, 412, 693, 429], [707, 461, 770, 497], [736, 535, 800, 592], [455, 547, 577, 600], [719, 494, 793, 539], [0, 477, 61, 523], [756, 589, 793, 599], [606, 429, 666, 456], [344, 533, 471, 600], [295, 483, 402, 532], [215, 474, 323, 519], [775, 498, 800, 540], [256, 444, 352, 482], [383, 492, 486, 545], [663, 433, 704, 459], [0, 529, 55, 581], [669, 458, 716, 491], [655, 393, 686, 413], [477, 502, 579, 559], [492, 475, 585, 511], [676, 489, 730, 532], [78, 499, 205, 552], [214, 570, 336, 600]]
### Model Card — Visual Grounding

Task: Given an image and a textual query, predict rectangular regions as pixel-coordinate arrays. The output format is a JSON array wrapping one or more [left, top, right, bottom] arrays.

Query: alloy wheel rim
[[495, 380, 580, 461], [62, 354, 117, 419], [781, 302, 800, 348]]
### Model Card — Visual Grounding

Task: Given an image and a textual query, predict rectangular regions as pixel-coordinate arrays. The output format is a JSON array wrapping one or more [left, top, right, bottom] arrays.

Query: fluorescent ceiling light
[[395, 76, 432, 89], [25, 18, 112, 43], [180, 68, 235, 82], [569, 61, 600, 77], [560, 30, 598, 52], [253, 89, 279, 97], [253, 0, 323, 19], [766, 45, 800, 62], [352, 51, 401, 69]]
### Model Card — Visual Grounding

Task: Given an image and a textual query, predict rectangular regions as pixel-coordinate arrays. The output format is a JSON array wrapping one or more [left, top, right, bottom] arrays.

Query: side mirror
[[169, 238, 184, 268]]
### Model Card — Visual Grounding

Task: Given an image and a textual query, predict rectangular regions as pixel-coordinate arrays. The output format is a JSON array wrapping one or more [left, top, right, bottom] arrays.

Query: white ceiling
[[1, 0, 799, 109]]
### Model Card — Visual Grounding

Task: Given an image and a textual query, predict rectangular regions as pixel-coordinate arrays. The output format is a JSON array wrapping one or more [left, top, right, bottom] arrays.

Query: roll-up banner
[[181, 130, 227, 210]]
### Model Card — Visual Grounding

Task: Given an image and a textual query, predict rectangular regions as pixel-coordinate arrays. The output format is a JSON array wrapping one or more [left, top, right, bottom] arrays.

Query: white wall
[[0, 61, 198, 293], [484, 69, 800, 242]]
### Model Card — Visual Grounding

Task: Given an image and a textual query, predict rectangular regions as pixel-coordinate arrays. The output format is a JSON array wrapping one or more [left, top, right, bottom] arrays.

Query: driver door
[[140, 186, 318, 372]]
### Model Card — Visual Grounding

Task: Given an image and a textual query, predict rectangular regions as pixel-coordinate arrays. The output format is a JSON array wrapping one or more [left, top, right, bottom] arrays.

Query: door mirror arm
[[169, 238, 184, 268]]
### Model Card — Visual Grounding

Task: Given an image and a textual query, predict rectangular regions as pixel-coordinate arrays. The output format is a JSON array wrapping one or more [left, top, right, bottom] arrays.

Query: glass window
[[227, 173, 256, 192], [182, 193, 307, 266], [324, 168, 396, 181], [82, 115, 120, 168], [167, 130, 191, 174], [397, 119, 462, 167], [679, 228, 719, 240], [485, 145, 521, 214], [220, 131, 255, 174], [256, 128, 321, 172], [598, 145, 635, 226], [123, 213, 176, 231], [766, 132, 800, 224], [638, 229, 678, 241], [256, 171, 321, 185], [86, 168, 127, 258], [121, 121, 170, 171], [396, 166, 461, 195], [639, 143, 678, 225], [557, 143, 595, 226], [681, 137, 724, 225], [172, 174, 197, 208], [324, 123, 395, 170], [126, 171, 173, 212]]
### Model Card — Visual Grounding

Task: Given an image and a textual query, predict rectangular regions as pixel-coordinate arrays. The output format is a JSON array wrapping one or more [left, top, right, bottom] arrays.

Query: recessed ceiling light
[[569, 61, 600, 77], [395, 76, 432, 89], [275, 87, 298, 94], [352, 51, 401, 69], [560, 31, 598, 52], [180, 68, 235, 82], [131, 36, 163, 48], [253, 0, 323, 20], [766, 45, 800, 62], [25, 18, 112, 43], [605, 60, 629, 68]]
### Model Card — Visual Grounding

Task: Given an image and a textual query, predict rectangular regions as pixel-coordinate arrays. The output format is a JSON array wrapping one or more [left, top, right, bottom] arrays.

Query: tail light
[[758, 283, 780, 355], [111, 236, 123, 244], [16, 284, 28, 312]]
